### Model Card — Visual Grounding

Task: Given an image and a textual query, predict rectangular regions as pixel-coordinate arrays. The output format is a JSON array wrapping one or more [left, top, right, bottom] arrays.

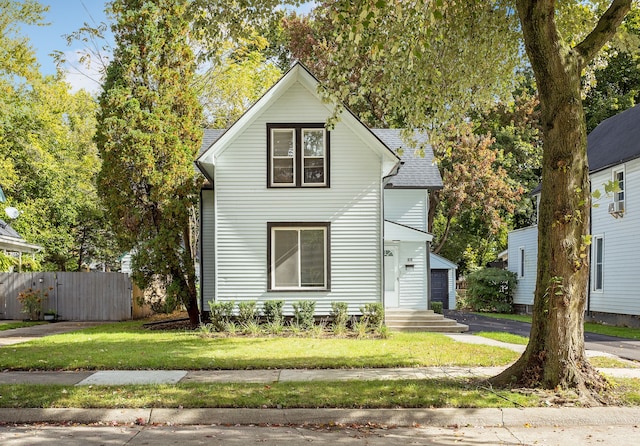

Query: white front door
[[384, 245, 399, 308]]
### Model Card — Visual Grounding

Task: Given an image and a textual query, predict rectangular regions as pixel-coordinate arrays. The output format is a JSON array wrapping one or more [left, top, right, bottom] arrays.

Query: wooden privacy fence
[[0, 272, 132, 321]]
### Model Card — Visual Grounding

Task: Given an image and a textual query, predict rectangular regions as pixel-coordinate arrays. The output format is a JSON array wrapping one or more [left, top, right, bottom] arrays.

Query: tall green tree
[[1, 0, 115, 271], [317, 0, 632, 400], [96, 0, 203, 324], [491, 0, 631, 400]]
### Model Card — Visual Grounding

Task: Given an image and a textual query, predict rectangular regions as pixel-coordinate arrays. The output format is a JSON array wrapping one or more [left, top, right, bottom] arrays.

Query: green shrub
[[292, 300, 316, 329], [262, 300, 284, 324], [431, 302, 443, 314], [465, 268, 517, 313], [208, 300, 234, 331], [237, 301, 258, 324], [359, 302, 385, 331], [330, 302, 349, 331]]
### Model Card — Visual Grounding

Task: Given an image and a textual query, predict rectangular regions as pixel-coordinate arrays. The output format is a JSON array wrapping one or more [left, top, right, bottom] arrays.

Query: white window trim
[[518, 247, 525, 278], [301, 128, 327, 187], [270, 128, 296, 187], [592, 235, 604, 293], [269, 225, 328, 291], [613, 166, 625, 206]]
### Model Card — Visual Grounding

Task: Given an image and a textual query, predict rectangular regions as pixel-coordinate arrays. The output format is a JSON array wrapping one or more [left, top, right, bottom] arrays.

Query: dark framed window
[[267, 123, 330, 187], [267, 222, 330, 291]]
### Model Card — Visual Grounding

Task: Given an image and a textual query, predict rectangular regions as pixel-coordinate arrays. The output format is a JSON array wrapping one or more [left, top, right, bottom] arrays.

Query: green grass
[[475, 331, 529, 345], [0, 379, 542, 409], [1, 378, 638, 409], [0, 321, 520, 371], [590, 356, 640, 369], [475, 313, 640, 340], [0, 321, 45, 331]]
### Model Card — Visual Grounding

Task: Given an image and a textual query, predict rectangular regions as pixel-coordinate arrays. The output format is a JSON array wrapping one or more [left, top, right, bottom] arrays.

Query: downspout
[[426, 240, 431, 310]]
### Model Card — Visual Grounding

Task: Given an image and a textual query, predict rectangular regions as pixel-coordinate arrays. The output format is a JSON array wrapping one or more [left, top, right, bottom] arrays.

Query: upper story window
[[267, 124, 329, 188], [614, 168, 625, 205]]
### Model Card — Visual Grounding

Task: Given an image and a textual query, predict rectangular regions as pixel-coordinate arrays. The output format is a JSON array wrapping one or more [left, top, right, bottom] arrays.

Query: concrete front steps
[[385, 309, 469, 333]]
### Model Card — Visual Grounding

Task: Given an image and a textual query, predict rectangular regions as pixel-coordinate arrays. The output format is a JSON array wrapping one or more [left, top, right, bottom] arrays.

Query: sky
[[24, 1, 316, 95], [25, 1, 111, 94]]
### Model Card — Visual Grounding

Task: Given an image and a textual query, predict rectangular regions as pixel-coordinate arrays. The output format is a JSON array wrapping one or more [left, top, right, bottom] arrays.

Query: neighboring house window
[[268, 222, 330, 290], [519, 247, 525, 278], [593, 235, 604, 292], [614, 168, 625, 209], [267, 124, 329, 187]]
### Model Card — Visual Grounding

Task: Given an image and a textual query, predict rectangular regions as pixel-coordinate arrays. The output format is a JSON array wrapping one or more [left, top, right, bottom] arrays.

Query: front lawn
[[0, 321, 519, 371]]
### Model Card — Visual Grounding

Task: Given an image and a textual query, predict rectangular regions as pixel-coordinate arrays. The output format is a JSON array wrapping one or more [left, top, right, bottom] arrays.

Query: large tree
[[317, 0, 632, 400], [490, 0, 632, 399], [96, 0, 203, 324], [1, 0, 116, 271]]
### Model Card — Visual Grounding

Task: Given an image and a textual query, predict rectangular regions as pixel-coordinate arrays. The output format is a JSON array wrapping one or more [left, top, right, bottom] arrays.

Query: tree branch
[[574, 0, 632, 65]]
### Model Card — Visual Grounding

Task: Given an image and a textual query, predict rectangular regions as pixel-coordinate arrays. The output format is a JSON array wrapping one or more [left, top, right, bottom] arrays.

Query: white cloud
[[59, 49, 108, 95]]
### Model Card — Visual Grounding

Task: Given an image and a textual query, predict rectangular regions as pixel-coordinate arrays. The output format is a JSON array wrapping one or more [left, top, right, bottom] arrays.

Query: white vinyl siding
[[383, 189, 428, 231], [590, 158, 640, 315], [385, 241, 428, 309], [508, 226, 538, 307], [200, 189, 216, 308], [212, 82, 381, 314]]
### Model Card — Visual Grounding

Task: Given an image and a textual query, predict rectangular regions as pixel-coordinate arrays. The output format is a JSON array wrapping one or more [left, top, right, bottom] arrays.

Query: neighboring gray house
[[508, 104, 640, 326], [196, 63, 464, 329]]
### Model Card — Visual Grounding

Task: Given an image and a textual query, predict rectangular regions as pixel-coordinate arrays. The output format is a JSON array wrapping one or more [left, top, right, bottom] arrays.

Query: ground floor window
[[268, 222, 330, 290], [593, 235, 604, 291]]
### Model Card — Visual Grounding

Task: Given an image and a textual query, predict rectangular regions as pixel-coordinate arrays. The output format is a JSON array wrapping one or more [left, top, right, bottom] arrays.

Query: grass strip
[[0, 321, 45, 332], [474, 313, 640, 340], [0, 379, 541, 409], [475, 332, 528, 345], [1, 378, 637, 409], [0, 322, 519, 371]]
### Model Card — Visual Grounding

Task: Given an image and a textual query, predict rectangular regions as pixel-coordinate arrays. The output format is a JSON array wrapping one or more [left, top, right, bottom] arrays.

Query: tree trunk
[[491, 0, 630, 401]]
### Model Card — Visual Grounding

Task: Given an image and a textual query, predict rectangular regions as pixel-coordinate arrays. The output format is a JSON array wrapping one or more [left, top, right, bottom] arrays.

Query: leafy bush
[[431, 302, 443, 314], [262, 300, 284, 324], [330, 302, 349, 332], [292, 300, 316, 329], [237, 301, 258, 324], [360, 302, 385, 331], [208, 300, 234, 331], [465, 268, 517, 313], [17, 287, 50, 320]]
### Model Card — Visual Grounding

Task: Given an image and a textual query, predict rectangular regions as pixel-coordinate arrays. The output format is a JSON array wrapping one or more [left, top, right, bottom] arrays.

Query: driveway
[[446, 311, 640, 362]]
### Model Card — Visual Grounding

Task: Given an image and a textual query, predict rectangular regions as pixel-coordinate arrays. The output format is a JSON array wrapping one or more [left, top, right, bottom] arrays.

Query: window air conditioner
[[608, 201, 625, 216]]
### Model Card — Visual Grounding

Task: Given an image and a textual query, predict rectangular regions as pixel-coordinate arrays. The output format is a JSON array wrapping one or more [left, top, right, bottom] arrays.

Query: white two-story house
[[196, 63, 462, 329]]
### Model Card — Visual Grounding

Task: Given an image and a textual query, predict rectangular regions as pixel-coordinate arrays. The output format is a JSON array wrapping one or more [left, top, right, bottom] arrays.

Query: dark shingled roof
[[199, 128, 442, 189], [588, 104, 640, 173], [200, 129, 225, 156], [0, 219, 22, 240], [372, 129, 443, 189]]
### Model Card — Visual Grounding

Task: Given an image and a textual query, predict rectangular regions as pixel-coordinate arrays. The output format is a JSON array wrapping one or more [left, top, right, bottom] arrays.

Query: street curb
[[1, 407, 639, 428]]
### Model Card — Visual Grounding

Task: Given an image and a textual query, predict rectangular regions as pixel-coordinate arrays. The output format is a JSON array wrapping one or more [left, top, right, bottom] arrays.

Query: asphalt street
[[446, 310, 640, 362]]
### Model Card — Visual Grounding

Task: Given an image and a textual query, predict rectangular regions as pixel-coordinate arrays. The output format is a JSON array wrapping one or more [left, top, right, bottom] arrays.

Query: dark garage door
[[430, 269, 449, 310]]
